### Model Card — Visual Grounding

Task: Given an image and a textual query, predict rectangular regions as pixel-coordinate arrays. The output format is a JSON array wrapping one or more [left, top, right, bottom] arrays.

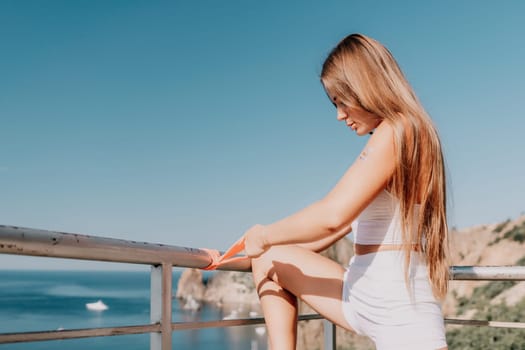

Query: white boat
[[222, 310, 239, 320], [86, 300, 108, 311]]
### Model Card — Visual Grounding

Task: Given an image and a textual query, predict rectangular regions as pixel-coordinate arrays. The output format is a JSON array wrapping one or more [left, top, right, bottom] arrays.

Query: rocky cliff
[[444, 214, 525, 315]]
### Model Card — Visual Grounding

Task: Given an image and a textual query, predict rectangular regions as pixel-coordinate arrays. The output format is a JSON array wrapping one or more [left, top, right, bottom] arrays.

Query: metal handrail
[[1, 225, 525, 349], [3, 225, 524, 277], [450, 265, 525, 280], [0, 225, 250, 271], [0, 314, 326, 344]]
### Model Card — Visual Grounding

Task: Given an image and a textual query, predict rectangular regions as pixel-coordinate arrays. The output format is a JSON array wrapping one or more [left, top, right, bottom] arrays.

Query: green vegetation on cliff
[[447, 255, 525, 349], [447, 298, 525, 349], [503, 221, 525, 243]]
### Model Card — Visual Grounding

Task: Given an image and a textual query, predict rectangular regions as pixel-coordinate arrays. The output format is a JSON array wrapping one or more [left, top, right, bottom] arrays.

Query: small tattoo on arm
[[359, 147, 374, 161]]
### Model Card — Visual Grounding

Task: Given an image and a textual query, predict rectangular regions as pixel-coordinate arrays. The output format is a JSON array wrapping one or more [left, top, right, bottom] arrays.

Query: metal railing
[[1, 225, 525, 349]]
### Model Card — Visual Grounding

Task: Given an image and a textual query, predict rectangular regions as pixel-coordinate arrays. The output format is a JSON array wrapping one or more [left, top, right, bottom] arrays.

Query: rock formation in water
[[175, 268, 205, 310]]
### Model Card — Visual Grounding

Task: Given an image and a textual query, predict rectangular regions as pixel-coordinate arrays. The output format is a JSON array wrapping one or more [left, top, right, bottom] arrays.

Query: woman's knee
[[251, 247, 274, 282], [251, 245, 289, 283]]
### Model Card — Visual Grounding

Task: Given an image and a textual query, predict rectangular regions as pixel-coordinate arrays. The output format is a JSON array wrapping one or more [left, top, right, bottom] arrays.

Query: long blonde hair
[[321, 33, 449, 300]]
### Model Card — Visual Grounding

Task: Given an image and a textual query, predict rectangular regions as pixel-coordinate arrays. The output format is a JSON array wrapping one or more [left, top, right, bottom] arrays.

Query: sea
[[0, 270, 268, 350]]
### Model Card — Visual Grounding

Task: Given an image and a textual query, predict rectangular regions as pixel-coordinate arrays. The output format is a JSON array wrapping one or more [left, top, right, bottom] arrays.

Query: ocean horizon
[[0, 270, 268, 350]]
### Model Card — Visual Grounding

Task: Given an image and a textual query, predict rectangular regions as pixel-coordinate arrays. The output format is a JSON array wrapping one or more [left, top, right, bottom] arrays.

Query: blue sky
[[1, 1, 524, 269]]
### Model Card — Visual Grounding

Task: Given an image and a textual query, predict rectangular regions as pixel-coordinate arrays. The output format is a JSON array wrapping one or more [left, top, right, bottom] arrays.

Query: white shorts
[[342, 251, 447, 350]]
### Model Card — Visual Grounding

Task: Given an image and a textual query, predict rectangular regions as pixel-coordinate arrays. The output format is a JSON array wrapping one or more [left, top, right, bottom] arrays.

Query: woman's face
[[331, 95, 382, 136]]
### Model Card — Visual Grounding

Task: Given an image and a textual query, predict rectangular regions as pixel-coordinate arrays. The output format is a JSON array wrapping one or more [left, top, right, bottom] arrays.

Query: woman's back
[[351, 189, 420, 245]]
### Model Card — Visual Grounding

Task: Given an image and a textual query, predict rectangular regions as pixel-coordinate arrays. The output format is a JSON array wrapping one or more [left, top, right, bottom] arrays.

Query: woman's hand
[[243, 224, 270, 258]]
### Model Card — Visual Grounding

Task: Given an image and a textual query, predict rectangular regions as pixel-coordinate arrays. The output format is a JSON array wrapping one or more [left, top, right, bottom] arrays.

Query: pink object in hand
[[201, 236, 248, 270]]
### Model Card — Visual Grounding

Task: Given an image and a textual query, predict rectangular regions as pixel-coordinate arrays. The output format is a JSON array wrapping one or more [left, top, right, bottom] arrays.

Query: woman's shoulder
[[372, 119, 395, 141], [361, 120, 396, 160]]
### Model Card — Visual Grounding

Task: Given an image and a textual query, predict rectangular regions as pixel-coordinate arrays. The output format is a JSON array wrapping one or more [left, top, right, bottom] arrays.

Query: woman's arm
[[244, 121, 397, 257], [293, 222, 352, 252]]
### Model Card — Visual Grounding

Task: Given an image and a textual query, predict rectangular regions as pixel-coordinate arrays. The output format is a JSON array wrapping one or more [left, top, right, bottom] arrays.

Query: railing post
[[151, 263, 173, 350], [323, 320, 336, 350], [151, 265, 161, 350]]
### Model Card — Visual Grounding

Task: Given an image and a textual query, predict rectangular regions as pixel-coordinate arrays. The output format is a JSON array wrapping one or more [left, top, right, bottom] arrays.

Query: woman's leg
[[256, 277, 298, 349], [251, 245, 354, 350]]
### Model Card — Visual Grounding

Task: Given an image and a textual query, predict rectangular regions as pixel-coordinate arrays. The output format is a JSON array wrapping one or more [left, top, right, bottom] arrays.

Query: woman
[[243, 34, 449, 349]]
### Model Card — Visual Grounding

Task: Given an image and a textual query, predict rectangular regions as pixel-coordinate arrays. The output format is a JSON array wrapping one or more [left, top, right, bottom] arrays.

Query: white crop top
[[350, 189, 419, 245]]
